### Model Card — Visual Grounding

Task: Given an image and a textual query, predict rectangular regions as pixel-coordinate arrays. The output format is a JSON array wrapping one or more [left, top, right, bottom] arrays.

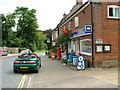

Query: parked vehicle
[[1, 50, 8, 56], [13, 53, 41, 73]]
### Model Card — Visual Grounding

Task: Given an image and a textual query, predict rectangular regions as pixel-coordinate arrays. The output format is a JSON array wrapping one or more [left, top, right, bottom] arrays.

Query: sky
[[0, 0, 88, 31]]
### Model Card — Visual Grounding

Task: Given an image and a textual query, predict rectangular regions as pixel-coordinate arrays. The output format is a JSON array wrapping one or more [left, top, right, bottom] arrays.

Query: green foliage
[[49, 48, 56, 53], [61, 59, 67, 63], [34, 30, 47, 50], [2, 13, 16, 47], [56, 32, 71, 45], [14, 7, 38, 50], [2, 7, 47, 51]]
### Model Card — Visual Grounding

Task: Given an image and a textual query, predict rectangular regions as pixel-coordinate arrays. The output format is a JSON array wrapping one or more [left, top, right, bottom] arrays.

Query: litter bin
[[84, 60, 89, 68]]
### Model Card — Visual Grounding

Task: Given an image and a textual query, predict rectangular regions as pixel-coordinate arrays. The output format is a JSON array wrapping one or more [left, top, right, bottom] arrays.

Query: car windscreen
[[20, 50, 28, 53], [20, 54, 38, 58]]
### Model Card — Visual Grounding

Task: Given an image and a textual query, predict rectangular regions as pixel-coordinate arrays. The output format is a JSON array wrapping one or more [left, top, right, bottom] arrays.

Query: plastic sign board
[[77, 55, 85, 70], [85, 25, 92, 33], [73, 56, 78, 65]]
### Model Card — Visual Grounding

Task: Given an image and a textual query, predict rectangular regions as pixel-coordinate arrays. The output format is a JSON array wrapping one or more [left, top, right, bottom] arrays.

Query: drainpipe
[[90, 1, 94, 67]]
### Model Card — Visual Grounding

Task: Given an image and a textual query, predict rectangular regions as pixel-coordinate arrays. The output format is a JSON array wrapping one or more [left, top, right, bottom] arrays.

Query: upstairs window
[[56, 31, 58, 39], [75, 17, 79, 27], [68, 22, 71, 30], [108, 5, 120, 19]]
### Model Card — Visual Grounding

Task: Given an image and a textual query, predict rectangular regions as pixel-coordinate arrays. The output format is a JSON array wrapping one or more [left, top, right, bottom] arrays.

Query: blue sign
[[70, 28, 92, 38], [85, 25, 92, 33], [77, 55, 85, 70]]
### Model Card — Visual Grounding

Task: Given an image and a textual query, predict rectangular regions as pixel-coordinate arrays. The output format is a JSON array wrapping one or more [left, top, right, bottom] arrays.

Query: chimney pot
[[76, 0, 82, 5]]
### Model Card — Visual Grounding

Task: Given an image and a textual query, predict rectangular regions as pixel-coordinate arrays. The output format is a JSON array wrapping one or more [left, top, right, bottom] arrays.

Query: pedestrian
[[68, 49, 74, 62]]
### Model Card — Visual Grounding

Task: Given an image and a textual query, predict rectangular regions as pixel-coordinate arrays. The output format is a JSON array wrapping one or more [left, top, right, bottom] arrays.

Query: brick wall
[[2, 47, 19, 53], [57, 2, 119, 68], [94, 2, 119, 67]]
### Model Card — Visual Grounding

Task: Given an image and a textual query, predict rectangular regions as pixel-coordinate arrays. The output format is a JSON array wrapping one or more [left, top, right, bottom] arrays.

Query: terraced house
[[52, 0, 120, 68]]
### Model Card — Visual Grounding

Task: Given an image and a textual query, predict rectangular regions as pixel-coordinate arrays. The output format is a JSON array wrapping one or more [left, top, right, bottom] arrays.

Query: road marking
[[27, 76, 31, 88], [17, 74, 27, 89]]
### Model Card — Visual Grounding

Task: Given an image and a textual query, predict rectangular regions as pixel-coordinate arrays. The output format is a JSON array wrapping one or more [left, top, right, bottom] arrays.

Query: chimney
[[63, 12, 67, 18], [76, 0, 82, 5]]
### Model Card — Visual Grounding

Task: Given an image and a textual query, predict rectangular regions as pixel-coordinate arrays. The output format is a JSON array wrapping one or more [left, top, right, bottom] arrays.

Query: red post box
[[57, 47, 61, 59]]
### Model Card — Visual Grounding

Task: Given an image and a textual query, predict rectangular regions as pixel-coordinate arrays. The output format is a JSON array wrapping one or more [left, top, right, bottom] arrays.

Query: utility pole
[[90, 1, 94, 68]]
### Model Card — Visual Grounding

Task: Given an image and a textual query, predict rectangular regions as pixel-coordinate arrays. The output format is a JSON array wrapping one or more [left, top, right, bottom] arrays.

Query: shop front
[[70, 28, 92, 67]]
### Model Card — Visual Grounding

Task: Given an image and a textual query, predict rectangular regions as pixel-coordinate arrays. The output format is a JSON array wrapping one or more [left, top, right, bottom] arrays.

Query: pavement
[[62, 61, 118, 86], [0, 54, 18, 58], [29, 54, 118, 88], [71, 66, 118, 86]]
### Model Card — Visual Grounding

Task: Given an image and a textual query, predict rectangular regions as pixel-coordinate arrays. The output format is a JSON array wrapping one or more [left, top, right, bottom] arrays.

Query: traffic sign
[[85, 25, 92, 33]]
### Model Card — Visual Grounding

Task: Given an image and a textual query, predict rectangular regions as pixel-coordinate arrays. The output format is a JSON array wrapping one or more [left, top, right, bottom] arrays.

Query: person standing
[[68, 49, 74, 62]]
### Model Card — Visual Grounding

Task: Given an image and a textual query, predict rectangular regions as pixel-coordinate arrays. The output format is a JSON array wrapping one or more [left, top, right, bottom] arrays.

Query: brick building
[[52, 0, 120, 67]]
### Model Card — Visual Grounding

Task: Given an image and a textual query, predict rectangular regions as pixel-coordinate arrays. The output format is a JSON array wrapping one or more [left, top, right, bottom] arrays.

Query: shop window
[[108, 5, 120, 19], [75, 17, 79, 27], [80, 39, 92, 56]]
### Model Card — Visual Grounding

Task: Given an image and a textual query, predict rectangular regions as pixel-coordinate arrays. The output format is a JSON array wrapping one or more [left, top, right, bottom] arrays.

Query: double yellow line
[[17, 74, 27, 89]]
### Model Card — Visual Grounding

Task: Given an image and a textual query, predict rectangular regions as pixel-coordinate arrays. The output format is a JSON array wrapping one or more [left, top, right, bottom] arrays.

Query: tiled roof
[[58, 4, 82, 26]]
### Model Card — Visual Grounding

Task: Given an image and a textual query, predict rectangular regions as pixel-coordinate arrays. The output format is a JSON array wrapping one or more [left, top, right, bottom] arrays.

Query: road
[[0, 53, 118, 89], [1, 55, 25, 89]]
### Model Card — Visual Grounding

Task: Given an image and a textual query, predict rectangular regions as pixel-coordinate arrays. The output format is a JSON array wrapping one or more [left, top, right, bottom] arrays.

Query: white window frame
[[68, 22, 71, 30], [56, 31, 58, 39], [71, 41, 74, 51], [64, 26, 66, 30], [108, 5, 120, 19], [52, 34, 54, 41], [80, 39, 92, 56], [75, 17, 79, 27]]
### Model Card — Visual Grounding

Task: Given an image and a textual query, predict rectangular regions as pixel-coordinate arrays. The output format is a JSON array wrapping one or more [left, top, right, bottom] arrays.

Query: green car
[[13, 53, 41, 73]]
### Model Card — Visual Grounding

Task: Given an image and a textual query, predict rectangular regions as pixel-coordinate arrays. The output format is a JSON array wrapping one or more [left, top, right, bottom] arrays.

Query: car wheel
[[39, 63, 41, 67], [35, 69, 39, 73], [14, 70, 18, 73]]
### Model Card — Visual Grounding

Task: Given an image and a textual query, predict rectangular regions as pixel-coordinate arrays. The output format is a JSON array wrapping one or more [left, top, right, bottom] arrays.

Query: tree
[[2, 7, 47, 51], [2, 13, 16, 47], [34, 30, 47, 50], [56, 32, 71, 45], [14, 7, 38, 50]]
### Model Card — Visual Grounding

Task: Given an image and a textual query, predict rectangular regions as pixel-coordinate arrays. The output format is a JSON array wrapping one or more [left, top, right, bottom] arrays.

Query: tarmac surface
[[1, 53, 119, 88]]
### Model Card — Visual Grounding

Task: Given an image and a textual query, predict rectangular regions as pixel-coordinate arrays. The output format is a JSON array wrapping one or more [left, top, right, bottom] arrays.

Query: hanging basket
[[63, 29, 69, 34]]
